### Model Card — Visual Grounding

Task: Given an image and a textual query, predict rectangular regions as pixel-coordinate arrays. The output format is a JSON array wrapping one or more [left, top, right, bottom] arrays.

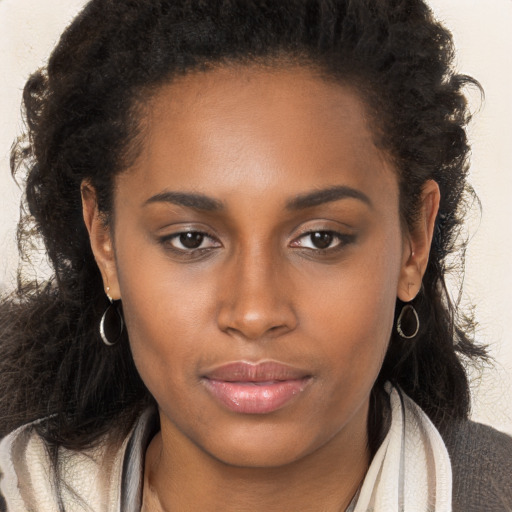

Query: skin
[[82, 66, 439, 511]]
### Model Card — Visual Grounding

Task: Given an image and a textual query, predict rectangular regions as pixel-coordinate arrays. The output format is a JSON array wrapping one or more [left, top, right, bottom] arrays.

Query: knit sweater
[[441, 419, 512, 511]]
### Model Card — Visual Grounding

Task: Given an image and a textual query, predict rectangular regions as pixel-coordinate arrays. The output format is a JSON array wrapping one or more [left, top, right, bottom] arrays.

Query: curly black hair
[[0, 0, 485, 456]]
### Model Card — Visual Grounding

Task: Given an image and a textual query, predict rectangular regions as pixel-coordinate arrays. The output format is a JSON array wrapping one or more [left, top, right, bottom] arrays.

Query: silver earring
[[397, 304, 420, 339], [100, 292, 124, 346]]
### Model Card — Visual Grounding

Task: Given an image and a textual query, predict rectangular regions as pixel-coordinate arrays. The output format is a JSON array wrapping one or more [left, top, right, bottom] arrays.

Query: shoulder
[[440, 419, 512, 512], [0, 409, 157, 512]]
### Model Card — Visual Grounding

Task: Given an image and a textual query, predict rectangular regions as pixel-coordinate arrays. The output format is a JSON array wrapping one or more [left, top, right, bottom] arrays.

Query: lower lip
[[202, 378, 310, 414]]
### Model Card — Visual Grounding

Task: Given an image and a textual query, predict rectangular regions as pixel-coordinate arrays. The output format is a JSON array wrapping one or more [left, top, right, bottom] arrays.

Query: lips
[[201, 361, 311, 414]]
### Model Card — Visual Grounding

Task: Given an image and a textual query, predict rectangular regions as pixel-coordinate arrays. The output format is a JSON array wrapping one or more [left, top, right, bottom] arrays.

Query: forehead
[[145, 65, 376, 157], [123, 65, 397, 207]]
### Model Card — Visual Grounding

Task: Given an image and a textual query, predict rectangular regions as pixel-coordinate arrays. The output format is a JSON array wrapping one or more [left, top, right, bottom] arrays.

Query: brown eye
[[179, 232, 205, 249], [160, 230, 221, 252], [309, 232, 334, 249], [290, 229, 356, 252]]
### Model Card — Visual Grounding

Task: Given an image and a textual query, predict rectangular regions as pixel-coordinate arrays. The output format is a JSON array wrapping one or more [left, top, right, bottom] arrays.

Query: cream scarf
[[348, 385, 452, 512]]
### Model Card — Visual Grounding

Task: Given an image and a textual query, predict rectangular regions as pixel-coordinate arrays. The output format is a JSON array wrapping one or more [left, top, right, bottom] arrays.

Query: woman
[[0, 0, 511, 510]]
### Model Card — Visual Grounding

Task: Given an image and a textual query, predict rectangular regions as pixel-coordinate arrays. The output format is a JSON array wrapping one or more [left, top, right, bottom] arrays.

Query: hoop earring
[[100, 295, 124, 346], [396, 304, 420, 339]]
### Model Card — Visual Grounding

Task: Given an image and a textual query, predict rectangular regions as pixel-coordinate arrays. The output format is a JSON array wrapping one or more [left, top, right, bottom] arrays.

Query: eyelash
[[290, 230, 356, 253], [159, 231, 221, 255], [159, 229, 355, 258]]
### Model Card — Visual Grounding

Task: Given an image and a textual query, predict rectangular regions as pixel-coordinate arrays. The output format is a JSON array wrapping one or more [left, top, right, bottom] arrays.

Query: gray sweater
[[441, 420, 512, 511]]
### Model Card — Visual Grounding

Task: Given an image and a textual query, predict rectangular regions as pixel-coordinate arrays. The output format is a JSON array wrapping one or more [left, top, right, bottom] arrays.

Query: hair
[[1, 0, 486, 456]]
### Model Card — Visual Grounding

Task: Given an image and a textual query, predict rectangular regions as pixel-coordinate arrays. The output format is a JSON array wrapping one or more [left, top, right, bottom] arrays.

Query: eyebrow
[[144, 185, 372, 212], [144, 191, 224, 211], [286, 185, 373, 210]]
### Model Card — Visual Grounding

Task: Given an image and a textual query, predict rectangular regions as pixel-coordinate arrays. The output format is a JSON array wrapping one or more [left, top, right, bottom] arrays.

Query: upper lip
[[203, 361, 310, 382]]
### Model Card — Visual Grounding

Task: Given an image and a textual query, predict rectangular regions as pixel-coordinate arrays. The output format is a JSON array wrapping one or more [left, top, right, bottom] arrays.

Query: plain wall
[[1, 0, 511, 434]]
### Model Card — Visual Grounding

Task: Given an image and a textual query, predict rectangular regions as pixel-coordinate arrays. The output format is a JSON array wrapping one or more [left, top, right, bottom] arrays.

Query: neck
[[143, 409, 370, 512]]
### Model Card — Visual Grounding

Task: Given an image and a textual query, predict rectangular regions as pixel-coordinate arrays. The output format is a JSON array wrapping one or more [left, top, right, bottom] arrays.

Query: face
[[84, 66, 437, 468]]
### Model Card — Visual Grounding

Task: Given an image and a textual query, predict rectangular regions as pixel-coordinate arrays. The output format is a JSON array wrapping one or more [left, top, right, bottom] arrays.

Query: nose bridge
[[217, 241, 296, 339]]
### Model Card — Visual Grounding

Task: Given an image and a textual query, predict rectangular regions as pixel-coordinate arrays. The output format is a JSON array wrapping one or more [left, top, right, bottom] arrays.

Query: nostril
[[222, 320, 295, 342]]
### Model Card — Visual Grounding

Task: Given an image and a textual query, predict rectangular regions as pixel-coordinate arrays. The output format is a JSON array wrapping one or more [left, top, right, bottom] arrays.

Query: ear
[[397, 180, 440, 302], [81, 181, 121, 300]]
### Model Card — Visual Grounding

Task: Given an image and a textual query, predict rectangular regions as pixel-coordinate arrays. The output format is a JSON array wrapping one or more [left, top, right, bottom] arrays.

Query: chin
[[210, 444, 313, 469], [194, 422, 326, 469]]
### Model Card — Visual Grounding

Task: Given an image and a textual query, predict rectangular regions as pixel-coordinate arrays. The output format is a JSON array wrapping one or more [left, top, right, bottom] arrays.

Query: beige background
[[1, 0, 511, 434]]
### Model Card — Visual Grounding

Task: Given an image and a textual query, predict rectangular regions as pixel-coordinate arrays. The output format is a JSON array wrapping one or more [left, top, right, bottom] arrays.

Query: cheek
[[115, 230, 214, 327], [298, 236, 402, 377], [113, 243, 216, 385]]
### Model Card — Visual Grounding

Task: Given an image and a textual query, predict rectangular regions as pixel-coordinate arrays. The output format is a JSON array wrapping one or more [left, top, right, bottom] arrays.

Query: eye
[[161, 231, 221, 252], [303, 231, 337, 250], [291, 230, 354, 251]]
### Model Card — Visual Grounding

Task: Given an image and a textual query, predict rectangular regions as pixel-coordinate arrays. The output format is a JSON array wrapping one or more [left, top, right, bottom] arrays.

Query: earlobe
[[81, 181, 121, 300], [397, 180, 440, 302]]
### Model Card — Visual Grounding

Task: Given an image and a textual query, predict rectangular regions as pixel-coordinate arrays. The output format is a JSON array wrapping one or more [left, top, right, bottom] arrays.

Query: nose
[[216, 248, 298, 341]]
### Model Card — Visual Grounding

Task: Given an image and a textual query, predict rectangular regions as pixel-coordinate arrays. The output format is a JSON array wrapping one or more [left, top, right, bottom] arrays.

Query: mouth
[[201, 361, 312, 414]]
